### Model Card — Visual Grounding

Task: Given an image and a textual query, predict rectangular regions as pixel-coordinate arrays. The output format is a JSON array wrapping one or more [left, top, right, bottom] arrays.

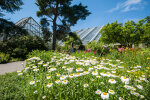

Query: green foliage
[[20, 50, 150, 99], [0, 35, 48, 59], [122, 21, 139, 45], [85, 40, 110, 55], [105, 48, 150, 67], [0, 50, 150, 99], [64, 32, 82, 48], [100, 16, 150, 46], [0, 72, 25, 100], [0, 0, 23, 16], [27, 50, 54, 62], [142, 21, 150, 45], [36, 0, 91, 50], [100, 21, 123, 44], [0, 52, 10, 63], [0, 18, 28, 41]]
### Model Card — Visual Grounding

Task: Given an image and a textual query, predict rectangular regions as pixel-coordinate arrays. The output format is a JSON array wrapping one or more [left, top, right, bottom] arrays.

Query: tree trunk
[[52, 21, 57, 50], [52, 1, 59, 50]]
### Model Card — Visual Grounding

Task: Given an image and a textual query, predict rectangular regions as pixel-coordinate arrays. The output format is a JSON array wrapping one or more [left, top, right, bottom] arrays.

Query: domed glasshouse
[[74, 26, 103, 45]]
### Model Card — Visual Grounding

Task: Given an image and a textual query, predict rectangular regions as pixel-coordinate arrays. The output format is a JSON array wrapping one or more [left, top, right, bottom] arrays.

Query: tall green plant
[[36, 0, 91, 50]]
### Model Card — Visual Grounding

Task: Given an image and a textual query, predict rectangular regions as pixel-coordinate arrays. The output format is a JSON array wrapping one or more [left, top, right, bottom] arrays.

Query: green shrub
[[27, 50, 54, 62], [0, 35, 48, 59], [85, 41, 111, 56], [0, 52, 10, 63]]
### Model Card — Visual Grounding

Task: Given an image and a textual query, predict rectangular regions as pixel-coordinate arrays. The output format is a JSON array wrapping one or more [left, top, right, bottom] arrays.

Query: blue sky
[[3, 0, 150, 31]]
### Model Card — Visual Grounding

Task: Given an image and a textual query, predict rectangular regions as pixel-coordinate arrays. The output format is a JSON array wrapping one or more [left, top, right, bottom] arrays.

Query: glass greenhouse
[[15, 17, 42, 37], [74, 26, 103, 44]]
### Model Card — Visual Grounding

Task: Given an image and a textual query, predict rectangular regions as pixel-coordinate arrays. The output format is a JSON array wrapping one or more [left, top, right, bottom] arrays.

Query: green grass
[[0, 72, 25, 100]]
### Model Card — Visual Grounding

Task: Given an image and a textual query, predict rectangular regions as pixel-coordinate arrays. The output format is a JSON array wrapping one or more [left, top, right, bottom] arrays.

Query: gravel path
[[0, 61, 25, 75]]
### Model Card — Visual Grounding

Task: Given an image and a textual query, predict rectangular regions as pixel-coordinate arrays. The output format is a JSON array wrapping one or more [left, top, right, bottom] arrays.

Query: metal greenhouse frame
[[16, 17, 42, 37]]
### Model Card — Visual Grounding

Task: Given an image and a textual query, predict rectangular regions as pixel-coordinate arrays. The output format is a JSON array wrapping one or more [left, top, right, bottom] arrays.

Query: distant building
[[16, 17, 42, 37], [74, 26, 103, 45]]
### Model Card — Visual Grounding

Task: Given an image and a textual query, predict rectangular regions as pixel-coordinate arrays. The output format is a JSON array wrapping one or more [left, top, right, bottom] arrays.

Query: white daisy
[[76, 68, 83, 72], [121, 76, 129, 84], [108, 89, 115, 95], [49, 67, 56, 72], [46, 76, 51, 79], [136, 85, 143, 90], [119, 97, 124, 100], [62, 80, 68, 85], [96, 76, 101, 78], [100, 72, 107, 76], [18, 72, 23, 75], [69, 74, 74, 78], [111, 71, 116, 73], [42, 96, 46, 99], [83, 84, 89, 88], [47, 83, 53, 88], [92, 71, 98, 76], [60, 75, 67, 80], [108, 79, 116, 84], [88, 67, 94, 71], [95, 89, 102, 95], [83, 71, 90, 75], [29, 81, 35, 85], [33, 68, 39, 72], [124, 85, 131, 90], [140, 95, 145, 99], [55, 80, 61, 84], [101, 92, 109, 99]]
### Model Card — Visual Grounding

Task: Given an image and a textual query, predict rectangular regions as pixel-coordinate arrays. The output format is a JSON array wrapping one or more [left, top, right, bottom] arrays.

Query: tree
[[0, 18, 28, 41], [122, 20, 139, 46], [36, 0, 91, 50], [142, 16, 150, 46], [100, 21, 123, 45], [0, 0, 25, 41], [0, 0, 23, 16], [40, 18, 52, 43]]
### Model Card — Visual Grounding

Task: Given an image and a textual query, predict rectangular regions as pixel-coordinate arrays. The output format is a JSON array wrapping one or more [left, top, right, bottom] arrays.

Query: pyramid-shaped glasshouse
[[16, 17, 42, 37]]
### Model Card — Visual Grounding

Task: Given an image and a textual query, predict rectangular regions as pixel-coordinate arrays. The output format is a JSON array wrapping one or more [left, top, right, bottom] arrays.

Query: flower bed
[[19, 51, 150, 99]]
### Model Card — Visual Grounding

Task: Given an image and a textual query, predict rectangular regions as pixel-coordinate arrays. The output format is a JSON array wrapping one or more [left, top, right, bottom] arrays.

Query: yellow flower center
[[131, 91, 135, 93], [77, 73, 80, 75], [103, 92, 107, 95], [123, 77, 127, 79], [77, 68, 80, 70], [111, 79, 114, 81], [64, 80, 67, 82], [110, 90, 114, 93]]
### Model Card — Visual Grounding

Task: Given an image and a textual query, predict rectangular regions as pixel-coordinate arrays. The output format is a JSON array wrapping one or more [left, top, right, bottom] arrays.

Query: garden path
[[0, 61, 25, 75]]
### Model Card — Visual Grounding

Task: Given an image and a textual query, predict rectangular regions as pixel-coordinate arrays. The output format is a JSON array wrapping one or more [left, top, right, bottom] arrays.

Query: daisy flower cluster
[[18, 52, 150, 100]]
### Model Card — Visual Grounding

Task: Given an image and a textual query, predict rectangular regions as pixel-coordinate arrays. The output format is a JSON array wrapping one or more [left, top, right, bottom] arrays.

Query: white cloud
[[108, 0, 144, 12]]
